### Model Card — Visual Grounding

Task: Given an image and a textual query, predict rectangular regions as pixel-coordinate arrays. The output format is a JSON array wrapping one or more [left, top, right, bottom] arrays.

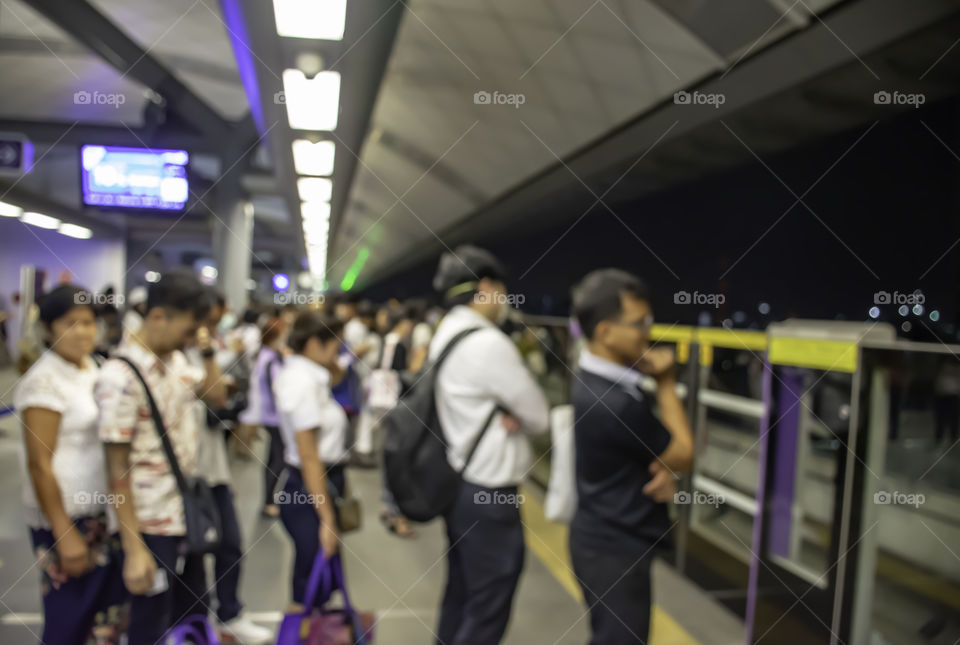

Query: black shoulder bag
[[115, 356, 222, 554]]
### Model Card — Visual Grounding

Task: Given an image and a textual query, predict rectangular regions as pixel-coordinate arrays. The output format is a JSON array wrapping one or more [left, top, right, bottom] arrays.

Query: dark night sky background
[[366, 96, 960, 337]]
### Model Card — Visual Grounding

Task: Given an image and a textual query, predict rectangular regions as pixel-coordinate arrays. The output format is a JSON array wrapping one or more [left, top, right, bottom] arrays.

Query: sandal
[[379, 510, 417, 538]]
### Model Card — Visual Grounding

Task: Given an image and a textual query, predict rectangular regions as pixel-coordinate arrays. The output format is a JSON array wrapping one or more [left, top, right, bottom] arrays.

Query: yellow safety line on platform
[[520, 485, 700, 645]]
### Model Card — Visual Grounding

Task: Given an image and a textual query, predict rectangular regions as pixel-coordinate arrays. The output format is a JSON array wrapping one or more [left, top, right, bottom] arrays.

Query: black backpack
[[382, 327, 499, 522]]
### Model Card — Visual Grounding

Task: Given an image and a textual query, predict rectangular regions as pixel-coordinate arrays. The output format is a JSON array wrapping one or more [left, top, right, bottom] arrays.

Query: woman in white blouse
[[273, 310, 349, 610], [14, 285, 127, 644]]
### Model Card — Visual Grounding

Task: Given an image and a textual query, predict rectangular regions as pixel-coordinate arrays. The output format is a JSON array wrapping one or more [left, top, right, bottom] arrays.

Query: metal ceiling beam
[[0, 119, 218, 153], [25, 0, 232, 140]]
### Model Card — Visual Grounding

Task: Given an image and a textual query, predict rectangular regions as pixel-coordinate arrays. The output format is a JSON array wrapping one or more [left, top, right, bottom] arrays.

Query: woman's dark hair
[[147, 272, 210, 321], [571, 269, 650, 339], [288, 310, 344, 353], [261, 317, 285, 347], [209, 290, 227, 309], [356, 299, 377, 319], [242, 308, 260, 325], [403, 299, 427, 324], [37, 284, 94, 325]]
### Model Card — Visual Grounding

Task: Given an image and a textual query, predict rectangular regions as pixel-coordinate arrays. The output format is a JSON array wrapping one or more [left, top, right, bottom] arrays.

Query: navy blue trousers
[[29, 516, 127, 645], [436, 482, 525, 645], [126, 535, 207, 645], [211, 484, 243, 622], [570, 545, 654, 645], [278, 464, 346, 605]]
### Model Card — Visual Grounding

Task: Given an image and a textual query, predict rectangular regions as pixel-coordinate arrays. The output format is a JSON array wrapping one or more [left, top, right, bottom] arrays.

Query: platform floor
[[0, 367, 745, 644]]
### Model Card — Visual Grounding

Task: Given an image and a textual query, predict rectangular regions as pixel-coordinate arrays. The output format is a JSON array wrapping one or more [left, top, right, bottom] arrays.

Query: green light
[[340, 247, 370, 291]]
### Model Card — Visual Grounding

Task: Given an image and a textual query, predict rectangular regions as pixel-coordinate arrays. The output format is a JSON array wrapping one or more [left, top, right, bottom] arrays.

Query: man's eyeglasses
[[609, 314, 654, 332]]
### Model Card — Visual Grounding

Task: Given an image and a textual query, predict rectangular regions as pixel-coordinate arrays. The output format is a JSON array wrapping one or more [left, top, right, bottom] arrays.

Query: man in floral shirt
[[97, 273, 226, 644]]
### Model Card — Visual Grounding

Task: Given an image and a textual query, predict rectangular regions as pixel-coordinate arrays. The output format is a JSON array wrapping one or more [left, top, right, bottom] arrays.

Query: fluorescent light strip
[[0, 201, 23, 218], [282, 69, 340, 131], [298, 177, 333, 202], [21, 212, 60, 229], [292, 139, 335, 176], [58, 223, 93, 239], [273, 0, 346, 40]]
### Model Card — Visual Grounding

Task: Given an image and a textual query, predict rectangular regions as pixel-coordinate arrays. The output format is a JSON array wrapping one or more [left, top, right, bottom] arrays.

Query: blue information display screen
[[81, 145, 189, 210]]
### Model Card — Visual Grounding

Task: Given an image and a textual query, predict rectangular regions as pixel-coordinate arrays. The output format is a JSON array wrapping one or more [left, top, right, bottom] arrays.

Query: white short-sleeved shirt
[[412, 322, 433, 352], [14, 351, 109, 528], [343, 318, 368, 353], [273, 354, 348, 467], [96, 342, 202, 536]]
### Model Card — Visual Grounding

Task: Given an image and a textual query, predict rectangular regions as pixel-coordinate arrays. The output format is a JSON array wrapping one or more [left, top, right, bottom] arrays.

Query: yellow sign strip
[[768, 337, 858, 373], [695, 328, 767, 351], [650, 325, 695, 343]]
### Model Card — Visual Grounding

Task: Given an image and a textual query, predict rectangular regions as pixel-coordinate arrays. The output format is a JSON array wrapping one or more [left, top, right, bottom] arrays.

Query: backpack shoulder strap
[[430, 327, 501, 472], [433, 327, 482, 370], [113, 356, 189, 493]]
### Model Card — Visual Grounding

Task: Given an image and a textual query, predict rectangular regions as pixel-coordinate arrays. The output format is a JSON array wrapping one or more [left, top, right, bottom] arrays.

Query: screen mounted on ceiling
[[81, 145, 189, 210]]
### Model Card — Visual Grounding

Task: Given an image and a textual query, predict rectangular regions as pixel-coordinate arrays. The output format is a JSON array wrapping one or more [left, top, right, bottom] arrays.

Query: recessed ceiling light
[[273, 0, 347, 40], [21, 212, 60, 229], [58, 223, 93, 239], [298, 177, 333, 202], [0, 201, 23, 218], [292, 139, 335, 176], [282, 69, 340, 131]]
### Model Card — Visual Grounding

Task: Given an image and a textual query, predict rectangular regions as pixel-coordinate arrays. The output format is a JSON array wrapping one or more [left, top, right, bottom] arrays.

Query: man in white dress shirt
[[430, 245, 550, 645]]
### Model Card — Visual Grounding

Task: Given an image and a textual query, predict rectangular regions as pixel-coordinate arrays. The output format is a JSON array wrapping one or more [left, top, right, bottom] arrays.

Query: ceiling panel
[[0, 53, 147, 123], [0, 0, 65, 39], [88, 0, 245, 120], [330, 0, 829, 286]]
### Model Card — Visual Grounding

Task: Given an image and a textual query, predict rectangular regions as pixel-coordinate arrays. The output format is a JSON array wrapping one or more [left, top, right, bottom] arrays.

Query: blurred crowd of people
[[10, 244, 696, 645]]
